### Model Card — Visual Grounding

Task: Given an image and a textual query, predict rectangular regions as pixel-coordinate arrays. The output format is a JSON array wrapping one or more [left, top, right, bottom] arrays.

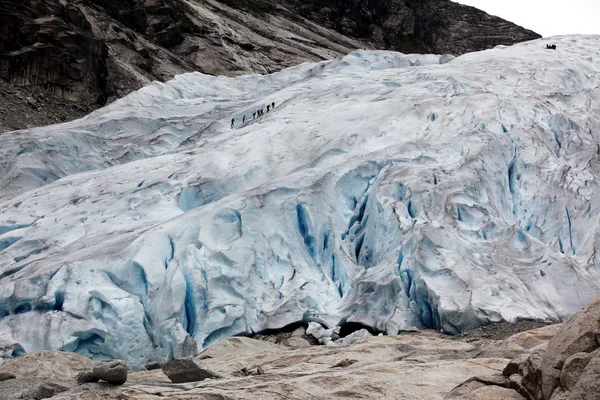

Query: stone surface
[[455, 385, 525, 400], [92, 360, 127, 385], [559, 351, 596, 392], [161, 358, 220, 383], [0, 325, 562, 399], [18, 382, 69, 400], [0, 351, 93, 380], [0, 0, 540, 132], [566, 357, 600, 400]]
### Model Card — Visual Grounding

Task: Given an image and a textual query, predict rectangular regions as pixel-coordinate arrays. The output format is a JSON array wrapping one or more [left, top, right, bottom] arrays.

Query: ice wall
[[1, 37, 600, 369]]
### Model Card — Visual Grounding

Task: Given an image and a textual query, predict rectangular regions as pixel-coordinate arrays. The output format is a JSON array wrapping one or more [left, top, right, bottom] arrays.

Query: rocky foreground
[[3, 297, 600, 399], [0, 325, 557, 399]]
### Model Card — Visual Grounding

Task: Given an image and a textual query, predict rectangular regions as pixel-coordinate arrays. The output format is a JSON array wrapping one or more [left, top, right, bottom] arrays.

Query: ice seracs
[[1, 36, 600, 369]]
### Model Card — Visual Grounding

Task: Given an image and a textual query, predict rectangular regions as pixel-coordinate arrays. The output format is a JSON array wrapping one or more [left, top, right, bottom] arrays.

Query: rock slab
[[162, 358, 220, 383], [92, 360, 128, 385]]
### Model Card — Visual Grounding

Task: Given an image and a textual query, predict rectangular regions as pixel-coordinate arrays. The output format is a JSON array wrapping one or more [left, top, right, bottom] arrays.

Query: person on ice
[[272, 102, 275, 109], [253, 112, 256, 119], [267, 105, 270, 112], [231, 118, 235, 128], [242, 115, 246, 124]]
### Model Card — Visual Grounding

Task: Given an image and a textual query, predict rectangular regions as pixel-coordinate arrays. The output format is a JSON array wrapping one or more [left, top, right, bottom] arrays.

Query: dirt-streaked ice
[[1, 35, 600, 369]]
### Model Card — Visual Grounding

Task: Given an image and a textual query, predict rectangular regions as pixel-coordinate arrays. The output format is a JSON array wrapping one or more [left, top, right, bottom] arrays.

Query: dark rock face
[[0, 1, 109, 104], [162, 358, 220, 383], [92, 360, 127, 385], [0, 0, 540, 132], [276, 0, 541, 54]]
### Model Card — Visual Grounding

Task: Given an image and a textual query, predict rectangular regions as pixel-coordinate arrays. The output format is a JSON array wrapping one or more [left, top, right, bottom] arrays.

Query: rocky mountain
[[0, 0, 540, 132]]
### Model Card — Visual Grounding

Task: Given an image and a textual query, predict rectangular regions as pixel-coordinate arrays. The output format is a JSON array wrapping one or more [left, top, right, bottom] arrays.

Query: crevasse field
[[1, 35, 600, 369]]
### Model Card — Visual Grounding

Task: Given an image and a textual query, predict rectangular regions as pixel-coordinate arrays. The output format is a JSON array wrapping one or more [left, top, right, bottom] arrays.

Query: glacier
[[1, 35, 600, 369]]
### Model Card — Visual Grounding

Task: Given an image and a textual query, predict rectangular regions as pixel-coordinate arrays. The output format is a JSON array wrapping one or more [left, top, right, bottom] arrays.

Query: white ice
[[1, 35, 600, 369]]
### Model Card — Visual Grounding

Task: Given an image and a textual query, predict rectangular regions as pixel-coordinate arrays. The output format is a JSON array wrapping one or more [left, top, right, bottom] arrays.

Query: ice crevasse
[[1, 35, 600, 369]]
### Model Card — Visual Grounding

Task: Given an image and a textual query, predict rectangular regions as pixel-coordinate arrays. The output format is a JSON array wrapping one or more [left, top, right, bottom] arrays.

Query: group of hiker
[[231, 101, 276, 128], [546, 44, 557, 50]]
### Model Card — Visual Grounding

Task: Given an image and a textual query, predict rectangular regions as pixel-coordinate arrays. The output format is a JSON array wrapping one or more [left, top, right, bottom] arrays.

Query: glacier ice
[[2, 36, 600, 369]]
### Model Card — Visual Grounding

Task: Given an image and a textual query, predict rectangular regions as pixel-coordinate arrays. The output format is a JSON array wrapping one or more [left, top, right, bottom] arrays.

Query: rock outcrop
[[449, 297, 600, 400], [0, 0, 540, 132]]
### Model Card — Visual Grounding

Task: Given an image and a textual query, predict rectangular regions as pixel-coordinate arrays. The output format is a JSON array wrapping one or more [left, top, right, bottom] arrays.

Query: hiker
[[272, 102, 275, 109], [267, 105, 270, 112], [242, 115, 246, 124], [231, 118, 235, 128], [253, 112, 256, 119]]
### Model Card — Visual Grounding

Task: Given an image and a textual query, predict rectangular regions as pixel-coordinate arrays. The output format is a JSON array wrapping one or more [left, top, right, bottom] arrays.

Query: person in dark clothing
[[272, 102, 275, 109], [242, 115, 246, 123], [253, 112, 256, 119], [267, 105, 270, 112], [231, 118, 235, 128]]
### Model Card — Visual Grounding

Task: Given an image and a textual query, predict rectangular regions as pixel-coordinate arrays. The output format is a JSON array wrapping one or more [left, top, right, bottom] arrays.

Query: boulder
[[567, 357, 600, 399], [92, 360, 127, 385], [145, 361, 162, 370], [162, 358, 220, 383], [559, 351, 596, 391], [241, 365, 265, 376], [482, 298, 600, 400], [76, 371, 99, 385], [540, 297, 600, 399], [503, 354, 529, 377]]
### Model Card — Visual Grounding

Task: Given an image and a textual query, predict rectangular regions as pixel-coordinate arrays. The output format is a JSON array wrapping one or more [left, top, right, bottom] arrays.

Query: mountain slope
[[0, 0, 540, 132], [1, 35, 599, 369]]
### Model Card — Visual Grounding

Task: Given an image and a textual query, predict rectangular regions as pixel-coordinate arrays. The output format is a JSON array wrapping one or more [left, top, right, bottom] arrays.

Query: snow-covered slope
[[1, 35, 600, 369]]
